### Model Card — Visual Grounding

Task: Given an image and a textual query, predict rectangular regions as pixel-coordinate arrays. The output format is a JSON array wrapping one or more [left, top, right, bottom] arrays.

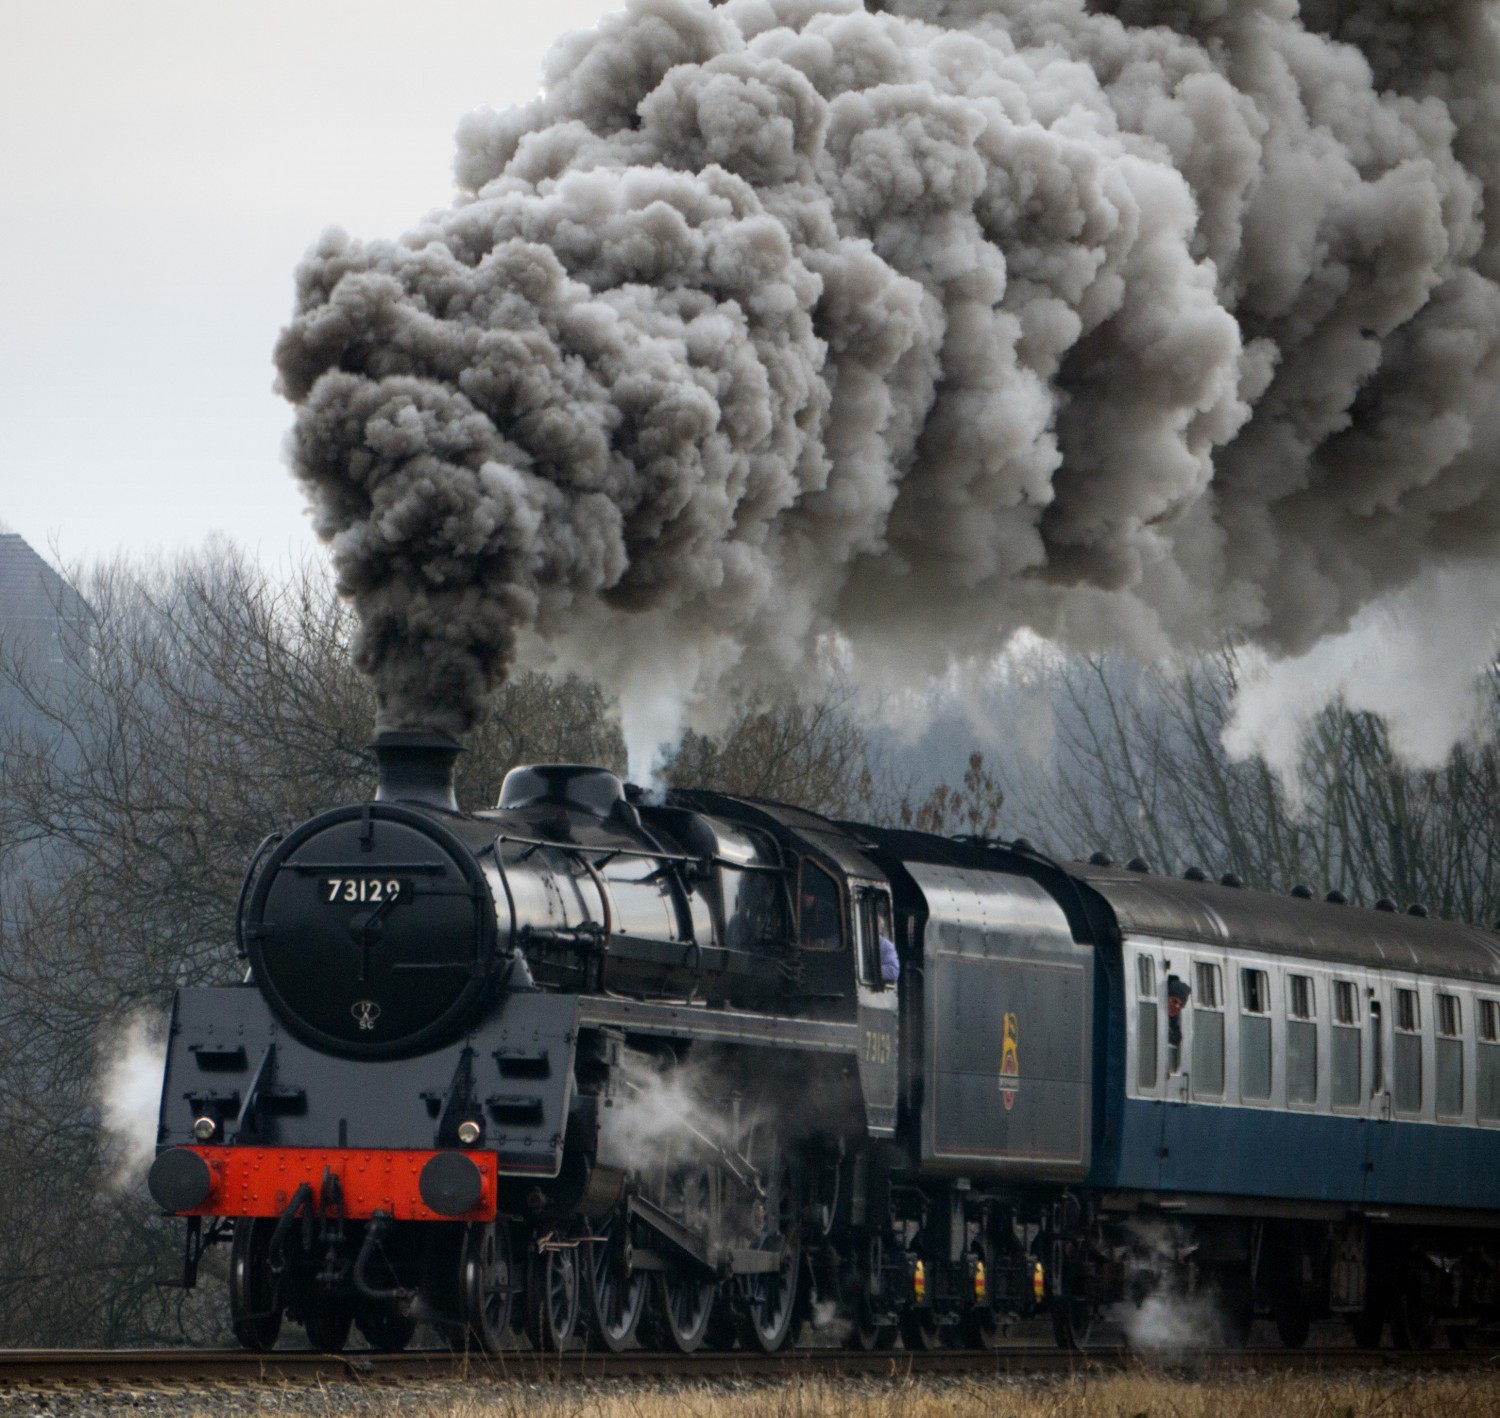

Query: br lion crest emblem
[[999, 1011, 1020, 1111]]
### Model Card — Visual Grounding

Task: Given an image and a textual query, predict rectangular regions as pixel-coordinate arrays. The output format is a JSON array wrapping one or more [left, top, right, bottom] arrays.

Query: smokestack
[[371, 730, 462, 813]]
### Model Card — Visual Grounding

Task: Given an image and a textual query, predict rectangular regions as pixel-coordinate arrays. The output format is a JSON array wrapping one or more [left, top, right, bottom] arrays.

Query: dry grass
[[157, 1371, 1500, 1418]]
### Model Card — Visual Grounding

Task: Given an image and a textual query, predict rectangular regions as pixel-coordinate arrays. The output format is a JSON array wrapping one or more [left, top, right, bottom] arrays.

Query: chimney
[[370, 730, 463, 813]]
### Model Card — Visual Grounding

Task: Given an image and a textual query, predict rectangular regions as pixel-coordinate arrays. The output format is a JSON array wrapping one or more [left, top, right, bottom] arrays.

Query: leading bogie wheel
[[356, 1303, 417, 1352], [229, 1217, 284, 1352], [457, 1218, 518, 1354], [302, 1301, 353, 1353], [526, 1241, 582, 1352]]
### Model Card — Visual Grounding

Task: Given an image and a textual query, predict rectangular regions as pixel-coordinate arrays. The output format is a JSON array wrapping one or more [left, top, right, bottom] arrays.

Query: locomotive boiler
[[149, 731, 1500, 1352]]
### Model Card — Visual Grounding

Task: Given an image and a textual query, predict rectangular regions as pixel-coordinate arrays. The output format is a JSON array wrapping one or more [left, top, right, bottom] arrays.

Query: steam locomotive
[[150, 731, 1500, 1351]]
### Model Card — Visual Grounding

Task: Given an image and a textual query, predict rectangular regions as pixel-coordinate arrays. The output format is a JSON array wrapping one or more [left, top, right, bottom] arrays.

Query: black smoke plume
[[275, 0, 1500, 775]]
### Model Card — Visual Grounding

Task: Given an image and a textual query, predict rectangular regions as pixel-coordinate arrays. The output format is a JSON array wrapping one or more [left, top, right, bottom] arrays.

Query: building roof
[[0, 533, 87, 644]]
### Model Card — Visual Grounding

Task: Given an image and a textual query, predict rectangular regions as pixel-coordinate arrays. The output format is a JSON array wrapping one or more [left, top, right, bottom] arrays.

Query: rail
[[0, 1345, 1496, 1386]]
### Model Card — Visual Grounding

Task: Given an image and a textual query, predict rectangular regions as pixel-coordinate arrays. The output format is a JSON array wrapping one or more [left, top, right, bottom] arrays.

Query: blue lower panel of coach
[[1092, 1098, 1500, 1211]]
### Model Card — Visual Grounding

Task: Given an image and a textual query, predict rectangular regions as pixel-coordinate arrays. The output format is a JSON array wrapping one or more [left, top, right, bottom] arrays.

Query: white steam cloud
[[1121, 1291, 1224, 1352], [598, 1049, 740, 1171], [275, 0, 1500, 748], [98, 1012, 166, 1188], [1225, 561, 1500, 797]]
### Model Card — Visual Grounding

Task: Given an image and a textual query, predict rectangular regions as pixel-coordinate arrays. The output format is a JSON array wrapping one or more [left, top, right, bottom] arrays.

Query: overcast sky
[[0, 0, 620, 571]]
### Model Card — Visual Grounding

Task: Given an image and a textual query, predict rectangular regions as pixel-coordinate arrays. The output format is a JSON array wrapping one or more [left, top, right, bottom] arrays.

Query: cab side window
[[855, 889, 895, 986], [798, 861, 845, 951]]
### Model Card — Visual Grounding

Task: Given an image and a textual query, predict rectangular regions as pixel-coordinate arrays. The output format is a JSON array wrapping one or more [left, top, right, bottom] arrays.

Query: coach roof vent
[[371, 729, 462, 813], [498, 764, 625, 817]]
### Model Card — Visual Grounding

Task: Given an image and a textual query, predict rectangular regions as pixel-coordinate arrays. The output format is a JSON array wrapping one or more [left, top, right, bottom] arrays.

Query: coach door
[[1363, 972, 1424, 1205], [1155, 949, 1203, 1193], [1158, 953, 1232, 1195], [1126, 941, 1172, 1190]]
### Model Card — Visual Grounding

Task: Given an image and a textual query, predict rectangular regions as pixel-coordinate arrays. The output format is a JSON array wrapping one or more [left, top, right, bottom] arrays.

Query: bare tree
[[0, 548, 623, 1344], [896, 751, 1005, 838], [663, 687, 882, 818], [1008, 648, 1500, 924]]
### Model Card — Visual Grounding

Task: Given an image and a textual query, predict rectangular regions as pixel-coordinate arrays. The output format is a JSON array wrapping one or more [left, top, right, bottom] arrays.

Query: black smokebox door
[[249, 812, 489, 1056]]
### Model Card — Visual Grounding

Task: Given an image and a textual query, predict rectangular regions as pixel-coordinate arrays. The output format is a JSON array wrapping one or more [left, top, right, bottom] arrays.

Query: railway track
[[0, 1345, 1496, 1386]]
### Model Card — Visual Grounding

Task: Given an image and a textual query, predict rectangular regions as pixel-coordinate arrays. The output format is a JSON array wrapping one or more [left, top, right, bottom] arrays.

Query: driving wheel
[[526, 1241, 582, 1352], [646, 1166, 716, 1352], [586, 1212, 646, 1352], [739, 1158, 802, 1352]]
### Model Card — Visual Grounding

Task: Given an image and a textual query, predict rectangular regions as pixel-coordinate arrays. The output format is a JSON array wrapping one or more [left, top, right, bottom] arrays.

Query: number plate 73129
[[322, 877, 407, 905]]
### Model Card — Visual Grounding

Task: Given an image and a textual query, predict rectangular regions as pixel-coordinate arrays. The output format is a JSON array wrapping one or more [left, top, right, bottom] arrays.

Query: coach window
[[798, 861, 845, 951], [1436, 993, 1464, 1120], [1331, 980, 1362, 1110], [1479, 999, 1500, 1122], [1192, 962, 1224, 1098], [1393, 987, 1423, 1116], [1286, 973, 1317, 1106], [1240, 967, 1272, 1101], [1136, 954, 1159, 1091]]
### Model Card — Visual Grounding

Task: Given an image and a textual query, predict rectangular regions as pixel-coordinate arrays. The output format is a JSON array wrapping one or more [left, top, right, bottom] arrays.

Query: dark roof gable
[[0, 533, 88, 638]]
